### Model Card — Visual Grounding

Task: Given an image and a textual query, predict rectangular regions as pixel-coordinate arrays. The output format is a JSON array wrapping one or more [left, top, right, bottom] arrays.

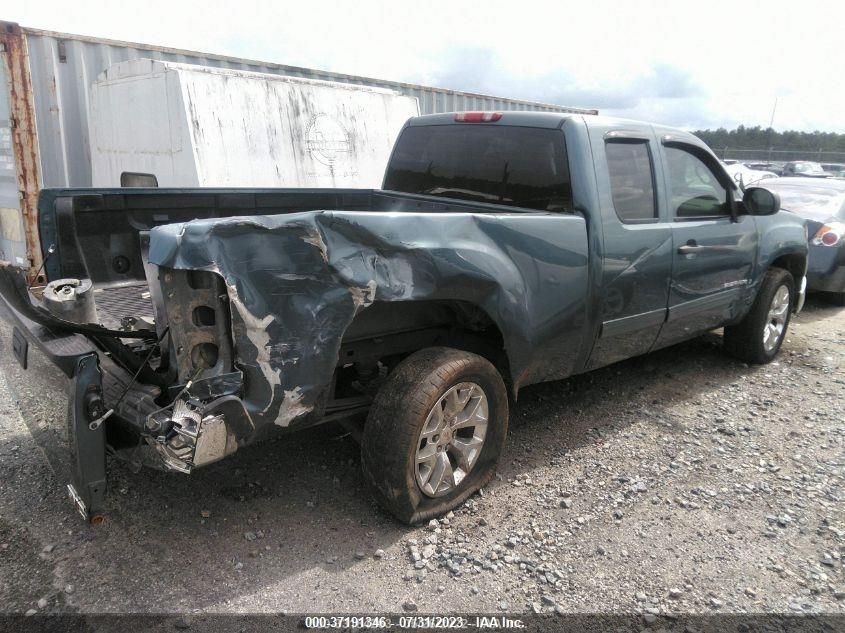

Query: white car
[[723, 162, 778, 188]]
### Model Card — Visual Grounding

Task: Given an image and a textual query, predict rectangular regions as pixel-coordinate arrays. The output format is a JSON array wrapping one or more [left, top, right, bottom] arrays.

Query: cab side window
[[605, 140, 657, 223], [664, 145, 730, 219]]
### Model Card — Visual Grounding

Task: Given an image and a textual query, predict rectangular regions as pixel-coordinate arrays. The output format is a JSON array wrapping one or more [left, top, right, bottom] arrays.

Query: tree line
[[693, 126, 845, 152]]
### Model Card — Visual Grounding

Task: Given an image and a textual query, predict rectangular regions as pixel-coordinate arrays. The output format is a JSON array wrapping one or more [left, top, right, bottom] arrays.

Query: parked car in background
[[747, 161, 785, 176], [723, 162, 778, 188], [759, 177, 845, 304], [820, 163, 845, 178], [783, 161, 829, 178]]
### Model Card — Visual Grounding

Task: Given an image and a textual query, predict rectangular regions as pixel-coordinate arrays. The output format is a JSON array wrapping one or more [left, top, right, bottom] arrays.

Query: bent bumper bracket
[[67, 353, 107, 522]]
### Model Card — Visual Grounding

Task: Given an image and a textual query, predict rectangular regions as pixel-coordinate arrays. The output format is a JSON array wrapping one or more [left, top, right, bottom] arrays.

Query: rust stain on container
[[0, 21, 44, 282]]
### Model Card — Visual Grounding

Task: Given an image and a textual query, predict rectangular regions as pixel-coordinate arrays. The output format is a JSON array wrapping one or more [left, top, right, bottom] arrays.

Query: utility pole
[[766, 97, 778, 162]]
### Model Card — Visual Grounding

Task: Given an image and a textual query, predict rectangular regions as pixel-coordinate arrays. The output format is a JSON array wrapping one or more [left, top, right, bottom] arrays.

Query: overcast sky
[[6, 0, 842, 132]]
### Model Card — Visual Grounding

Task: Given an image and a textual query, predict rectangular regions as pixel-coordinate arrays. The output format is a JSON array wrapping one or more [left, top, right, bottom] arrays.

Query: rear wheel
[[361, 347, 508, 524], [724, 268, 794, 364]]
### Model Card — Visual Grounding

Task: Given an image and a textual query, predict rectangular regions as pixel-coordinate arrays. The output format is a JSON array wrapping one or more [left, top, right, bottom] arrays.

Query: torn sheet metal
[[147, 210, 590, 434]]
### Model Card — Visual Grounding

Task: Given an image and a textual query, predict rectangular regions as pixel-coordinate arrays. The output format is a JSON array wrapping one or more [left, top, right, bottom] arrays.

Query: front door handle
[[678, 242, 707, 254], [678, 242, 740, 255]]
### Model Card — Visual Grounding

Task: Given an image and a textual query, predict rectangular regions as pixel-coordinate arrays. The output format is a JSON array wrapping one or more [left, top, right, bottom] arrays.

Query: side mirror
[[743, 186, 780, 216]]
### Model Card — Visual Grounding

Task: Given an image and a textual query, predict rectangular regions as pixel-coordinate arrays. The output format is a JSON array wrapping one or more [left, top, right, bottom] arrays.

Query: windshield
[[384, 125, 573, 212]]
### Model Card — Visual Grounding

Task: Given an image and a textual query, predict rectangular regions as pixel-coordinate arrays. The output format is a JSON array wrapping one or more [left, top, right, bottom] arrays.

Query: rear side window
[[383, 125, 572, 212], [605, 140, 657, 222]]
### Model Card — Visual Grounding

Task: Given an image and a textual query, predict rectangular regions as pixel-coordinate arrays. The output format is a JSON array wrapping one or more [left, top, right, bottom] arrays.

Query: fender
[[148, 209, 590, 435]]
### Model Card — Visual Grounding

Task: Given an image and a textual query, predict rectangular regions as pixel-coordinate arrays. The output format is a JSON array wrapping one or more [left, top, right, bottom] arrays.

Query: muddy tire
[[724, 268, 794, 364], [361, 347, 508, 524]]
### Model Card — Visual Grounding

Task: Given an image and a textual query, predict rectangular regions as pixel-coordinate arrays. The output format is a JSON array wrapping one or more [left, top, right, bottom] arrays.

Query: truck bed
[[35, 186, 591, 431], [39, 186, 566, 284]]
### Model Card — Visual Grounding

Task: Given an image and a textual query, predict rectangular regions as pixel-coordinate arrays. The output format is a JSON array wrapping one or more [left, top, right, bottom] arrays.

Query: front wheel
[[724, 268, 794, 364], [361, 347, 508, 524]]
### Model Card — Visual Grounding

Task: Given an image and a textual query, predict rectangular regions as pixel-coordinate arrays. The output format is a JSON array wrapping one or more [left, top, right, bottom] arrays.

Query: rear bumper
[[0, 265, 108, 522], [806, 243, 845, 294], [0, 264, 97, 375], [0, 262, 258, 518], [807, 266, 845, 294]]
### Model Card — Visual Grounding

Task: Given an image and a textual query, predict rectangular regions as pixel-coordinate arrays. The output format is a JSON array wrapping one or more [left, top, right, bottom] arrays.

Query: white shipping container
[[2, 21, 595, 275], [88, 59, 420, 188]]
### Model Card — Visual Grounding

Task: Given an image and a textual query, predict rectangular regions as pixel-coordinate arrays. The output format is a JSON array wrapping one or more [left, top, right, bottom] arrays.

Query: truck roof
[[408, 111, 577, 128], [407, 112, 708, 149]]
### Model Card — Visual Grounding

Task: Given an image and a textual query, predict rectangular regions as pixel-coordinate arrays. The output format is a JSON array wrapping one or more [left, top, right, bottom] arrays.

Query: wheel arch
[[339, 299, 514, 389], [769, 251, 807, 284]]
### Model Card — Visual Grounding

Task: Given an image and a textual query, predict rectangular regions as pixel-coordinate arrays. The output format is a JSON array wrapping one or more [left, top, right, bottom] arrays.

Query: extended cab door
[[654, 139, 757, 349], [585, 125, 673, 370]]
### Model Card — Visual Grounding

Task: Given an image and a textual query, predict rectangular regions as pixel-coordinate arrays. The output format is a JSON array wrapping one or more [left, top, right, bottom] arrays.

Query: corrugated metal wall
[[1, 22, 596, 275], [22, 26, 596, 189]]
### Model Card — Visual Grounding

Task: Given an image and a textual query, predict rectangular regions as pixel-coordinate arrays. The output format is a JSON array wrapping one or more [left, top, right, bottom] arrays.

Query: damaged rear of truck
[[0, 178, 590, 523]]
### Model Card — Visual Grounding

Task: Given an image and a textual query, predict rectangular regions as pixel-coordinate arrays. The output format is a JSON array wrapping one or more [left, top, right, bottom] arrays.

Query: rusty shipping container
[[0, 20, 598, 281]]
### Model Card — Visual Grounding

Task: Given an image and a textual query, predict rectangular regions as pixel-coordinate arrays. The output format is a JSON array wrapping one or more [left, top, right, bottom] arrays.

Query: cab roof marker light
[[454, 111, 503, 123]]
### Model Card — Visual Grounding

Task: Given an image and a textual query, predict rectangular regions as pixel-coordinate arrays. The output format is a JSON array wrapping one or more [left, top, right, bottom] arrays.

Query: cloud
[[416, 46, 702, 118], [638, 64, 702, 100], [5, 0, 844, 132]]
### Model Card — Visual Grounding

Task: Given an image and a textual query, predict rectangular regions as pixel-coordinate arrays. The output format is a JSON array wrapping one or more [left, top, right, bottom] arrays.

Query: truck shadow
[[499, 294, 840, 494], [0, 296, 838, 613], [504, 293, 839, 469], [504, 334, 745, 473], [790, 292, 843, 325]]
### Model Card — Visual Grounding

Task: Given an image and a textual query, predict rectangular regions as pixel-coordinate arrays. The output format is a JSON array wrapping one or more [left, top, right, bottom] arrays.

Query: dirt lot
[[0, 297, 842, 618]]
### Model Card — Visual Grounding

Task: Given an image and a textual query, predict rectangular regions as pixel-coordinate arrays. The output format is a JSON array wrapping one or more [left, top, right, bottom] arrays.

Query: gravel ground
[[0, 297, 842, 618]]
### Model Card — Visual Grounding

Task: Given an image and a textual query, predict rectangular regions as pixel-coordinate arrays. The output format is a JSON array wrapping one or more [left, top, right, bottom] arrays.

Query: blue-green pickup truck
[[0, 111, 808, 524]]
